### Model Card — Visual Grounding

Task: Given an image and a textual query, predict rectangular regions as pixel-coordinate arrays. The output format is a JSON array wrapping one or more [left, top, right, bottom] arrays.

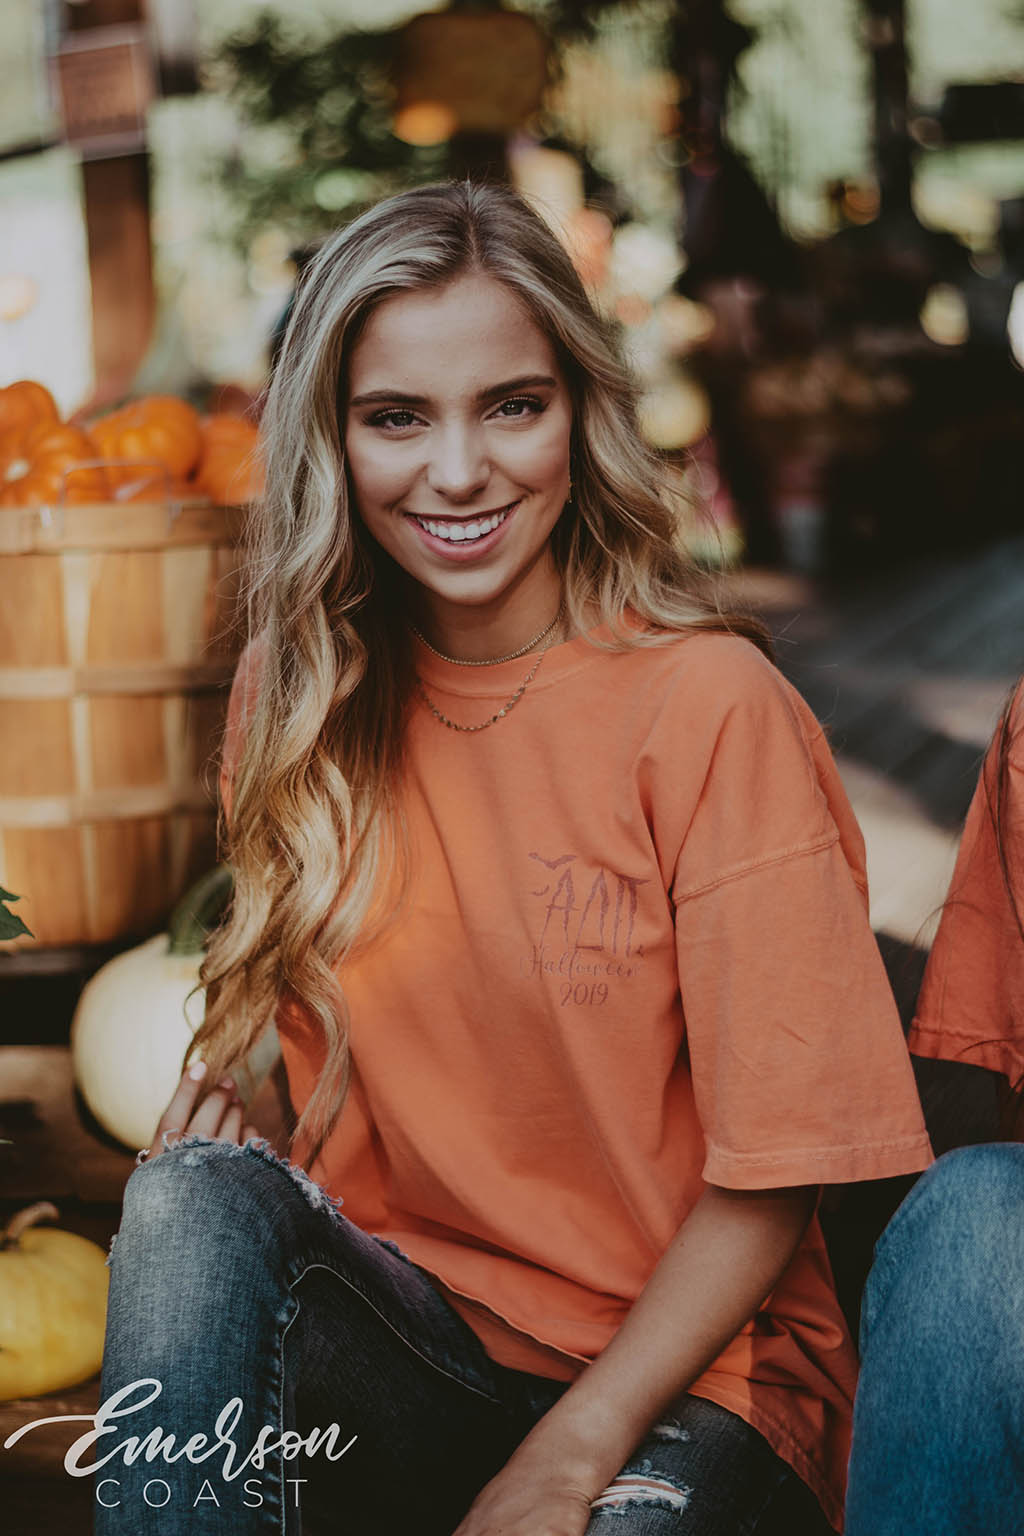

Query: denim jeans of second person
[[97, 1132, 833, 1536], [846, 1143, 1024, 1536]]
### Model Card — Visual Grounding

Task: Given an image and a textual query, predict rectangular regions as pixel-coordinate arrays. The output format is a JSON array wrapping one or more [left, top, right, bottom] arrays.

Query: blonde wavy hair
[[190, 178, 772, 1171]]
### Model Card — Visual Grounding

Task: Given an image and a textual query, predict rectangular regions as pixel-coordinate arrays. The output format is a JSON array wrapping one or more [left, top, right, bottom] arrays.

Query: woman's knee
[[919, 1141, 1024, 1204], [122, 1131, 339, 1223], [882, 1144, 1024, 1255], [110, 1133, 326, 1274], [863, 1143, 1024, 1340], [120, 1134, 259, 1220]]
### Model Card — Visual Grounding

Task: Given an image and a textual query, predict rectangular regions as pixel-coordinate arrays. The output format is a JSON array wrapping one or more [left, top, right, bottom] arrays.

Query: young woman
[[97, 180, 932, 1536], [845, 681, 1024, 1536]]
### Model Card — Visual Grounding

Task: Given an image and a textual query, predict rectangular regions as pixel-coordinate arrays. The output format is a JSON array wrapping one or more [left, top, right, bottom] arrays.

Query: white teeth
[[413, 504, 514, 543]]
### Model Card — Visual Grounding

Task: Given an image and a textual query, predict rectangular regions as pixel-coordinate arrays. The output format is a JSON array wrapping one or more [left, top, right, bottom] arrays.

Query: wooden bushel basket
[[0, 496, 246, 948]]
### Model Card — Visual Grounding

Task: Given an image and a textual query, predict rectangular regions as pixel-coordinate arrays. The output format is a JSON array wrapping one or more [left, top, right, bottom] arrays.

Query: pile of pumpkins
[[0, 378, 265, 508]]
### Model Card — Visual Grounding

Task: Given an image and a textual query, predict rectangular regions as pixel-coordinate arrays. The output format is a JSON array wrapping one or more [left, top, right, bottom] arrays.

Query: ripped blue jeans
[[96, 1133, 832, 1535]]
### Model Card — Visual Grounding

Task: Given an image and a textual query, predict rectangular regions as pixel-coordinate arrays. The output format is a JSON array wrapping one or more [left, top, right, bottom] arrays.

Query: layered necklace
[[412, 601, 566, 733]]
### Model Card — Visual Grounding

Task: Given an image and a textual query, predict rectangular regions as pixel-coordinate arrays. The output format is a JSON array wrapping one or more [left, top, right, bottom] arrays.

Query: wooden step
[[0, 1045, 138, 1206], [1, 1378, 100, 1533]]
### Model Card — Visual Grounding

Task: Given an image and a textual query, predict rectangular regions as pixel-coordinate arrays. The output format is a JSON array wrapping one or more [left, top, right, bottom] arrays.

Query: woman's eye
[[368, 409, 420, 430], [494, 395, 544, 420], [366, 396, 544, 430]]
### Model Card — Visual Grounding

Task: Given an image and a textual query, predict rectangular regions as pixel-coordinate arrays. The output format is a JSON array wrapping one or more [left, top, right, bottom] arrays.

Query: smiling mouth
[[408, 501, 519, 544]]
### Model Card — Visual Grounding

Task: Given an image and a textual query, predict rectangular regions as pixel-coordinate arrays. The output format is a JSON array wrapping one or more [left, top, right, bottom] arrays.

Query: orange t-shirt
[[909, 691, 1024, 1081], [220, 623, 933, 1533]]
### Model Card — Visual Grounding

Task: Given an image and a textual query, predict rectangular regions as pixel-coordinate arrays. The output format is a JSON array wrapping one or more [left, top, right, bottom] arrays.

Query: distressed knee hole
[[590, 1471, 693, 1516], [650, 1420, 692, 1443], [129, 1131, 347, 1219]]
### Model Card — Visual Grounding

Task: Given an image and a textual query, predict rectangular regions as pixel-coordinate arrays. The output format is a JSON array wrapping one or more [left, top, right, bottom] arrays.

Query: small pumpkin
[[90, 395, 203, 489], [71, 867, 280, 1151], [194, 413, 265, 505], [0, 421, 110, 507], [0, 380, 60, 455], [0, 1202, 109, 1401]]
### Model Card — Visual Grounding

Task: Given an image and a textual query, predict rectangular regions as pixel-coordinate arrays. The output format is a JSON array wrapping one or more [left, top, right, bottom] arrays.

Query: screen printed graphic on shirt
[[522, 849, 648, 1005]]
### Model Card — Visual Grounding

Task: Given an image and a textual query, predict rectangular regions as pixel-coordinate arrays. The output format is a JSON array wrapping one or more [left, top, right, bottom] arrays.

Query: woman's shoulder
[[625, 624, 806, 730], [1004, 679, 1024, 772], [222, 632, 272, 772], [975, 678, 1024, 810], [228, 631, 271, 709]]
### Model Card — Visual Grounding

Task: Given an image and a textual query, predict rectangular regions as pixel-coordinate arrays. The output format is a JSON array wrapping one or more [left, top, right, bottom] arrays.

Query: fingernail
[[219, 1076, 235, 1090], [188, 1061, 207, 1081]]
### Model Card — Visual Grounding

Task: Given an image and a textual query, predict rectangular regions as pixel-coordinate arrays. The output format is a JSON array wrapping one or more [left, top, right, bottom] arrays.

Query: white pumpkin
[[71, 867, 280, 1151]]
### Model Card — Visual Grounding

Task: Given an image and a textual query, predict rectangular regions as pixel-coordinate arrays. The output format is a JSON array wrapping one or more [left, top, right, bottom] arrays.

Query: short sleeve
[[909, 695, 1024, 1083], [669, 647, 933, 1189]]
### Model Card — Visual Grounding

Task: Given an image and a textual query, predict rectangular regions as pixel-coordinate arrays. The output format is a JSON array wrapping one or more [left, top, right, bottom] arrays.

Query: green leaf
[[0, 888, 33, 941]]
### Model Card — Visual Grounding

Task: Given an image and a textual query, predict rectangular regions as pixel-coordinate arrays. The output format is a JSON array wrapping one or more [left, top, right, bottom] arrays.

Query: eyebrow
[[348, 373, 558, 408]]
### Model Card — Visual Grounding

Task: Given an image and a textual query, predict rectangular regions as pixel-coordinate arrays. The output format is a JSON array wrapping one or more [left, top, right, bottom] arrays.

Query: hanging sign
[[53, 24, 156, 159], [394, 6, 549, 138]]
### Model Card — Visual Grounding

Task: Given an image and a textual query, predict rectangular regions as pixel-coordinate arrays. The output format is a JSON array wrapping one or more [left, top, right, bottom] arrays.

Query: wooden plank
[[0, 1376, 101, 1479], [0, 554, 68, 665], [0, 1045, 136, 1204], [0, 501, 245, 556], [2, 1473, 94, 1534]]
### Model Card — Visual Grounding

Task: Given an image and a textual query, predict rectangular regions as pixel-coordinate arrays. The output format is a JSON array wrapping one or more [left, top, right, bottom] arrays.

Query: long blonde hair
[[191, 178, 772, 1170]]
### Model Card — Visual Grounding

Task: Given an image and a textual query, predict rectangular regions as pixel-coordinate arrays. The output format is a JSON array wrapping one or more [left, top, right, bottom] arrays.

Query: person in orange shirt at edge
[[845, 679, 1024, 1536], [97, 181, 932, 1536]]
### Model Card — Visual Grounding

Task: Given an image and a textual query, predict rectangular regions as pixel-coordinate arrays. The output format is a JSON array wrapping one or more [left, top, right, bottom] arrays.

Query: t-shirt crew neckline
[[412, 616, 635, 698]]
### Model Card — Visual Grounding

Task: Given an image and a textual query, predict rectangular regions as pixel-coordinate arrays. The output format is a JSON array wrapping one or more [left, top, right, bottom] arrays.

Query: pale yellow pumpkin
[[71, 867, 280, 1151], [0, 1202, 109, 1401]]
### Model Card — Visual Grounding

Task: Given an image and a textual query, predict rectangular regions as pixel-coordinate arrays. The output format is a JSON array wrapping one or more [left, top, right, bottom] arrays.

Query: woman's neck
[[413, 567, 565, 664]]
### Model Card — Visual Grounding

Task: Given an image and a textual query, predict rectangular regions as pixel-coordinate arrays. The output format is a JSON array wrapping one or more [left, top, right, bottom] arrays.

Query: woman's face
[[343, 269, 573, 643]]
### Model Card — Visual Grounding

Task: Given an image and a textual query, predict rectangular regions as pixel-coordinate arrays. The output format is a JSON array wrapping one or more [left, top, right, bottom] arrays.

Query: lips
[[405, 499, 520, 558]]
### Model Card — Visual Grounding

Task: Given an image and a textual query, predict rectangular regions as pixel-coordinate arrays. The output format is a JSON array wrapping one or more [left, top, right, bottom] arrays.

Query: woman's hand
[[451, 1443, 595, 1536], [145, 1062, 261, 1161]]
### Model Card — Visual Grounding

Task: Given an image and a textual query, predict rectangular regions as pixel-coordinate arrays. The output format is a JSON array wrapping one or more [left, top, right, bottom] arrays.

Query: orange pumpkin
[[0, 422, 110, 507], [90, 396, 203, 488], [0, 380, 60, 458], [194, 413, 265, 505]]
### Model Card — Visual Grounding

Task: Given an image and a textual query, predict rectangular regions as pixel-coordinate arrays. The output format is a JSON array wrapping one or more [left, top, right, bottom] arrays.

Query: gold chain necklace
[[415, 604, 566, 733], [410, 603, 564, 666]]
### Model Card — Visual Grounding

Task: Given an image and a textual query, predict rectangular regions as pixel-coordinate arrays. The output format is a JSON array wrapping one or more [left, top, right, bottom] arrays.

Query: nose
[[425, 423, 490, 503]]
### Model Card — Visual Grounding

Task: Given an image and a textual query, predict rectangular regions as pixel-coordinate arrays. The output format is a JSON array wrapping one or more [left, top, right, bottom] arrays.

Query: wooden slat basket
[[0, 498, 246, 947]]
